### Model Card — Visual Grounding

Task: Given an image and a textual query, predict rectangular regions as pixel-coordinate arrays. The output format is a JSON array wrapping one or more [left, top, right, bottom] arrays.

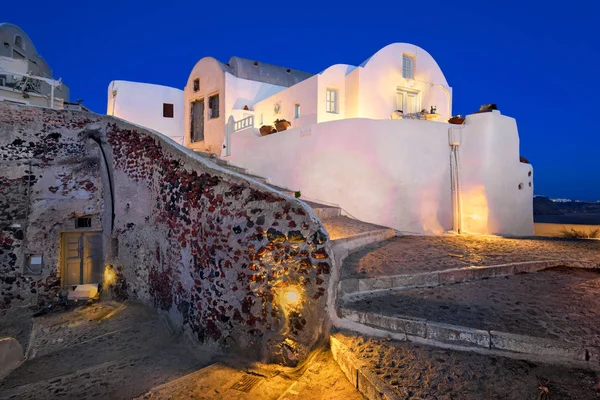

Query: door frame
[[190, 98, 205, 143], [60, 230, 103, 287], [396, 87, 421, 114]]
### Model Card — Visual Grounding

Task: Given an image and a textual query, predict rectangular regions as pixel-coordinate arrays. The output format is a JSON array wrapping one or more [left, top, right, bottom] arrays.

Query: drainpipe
[[449, 127, 462, 233]]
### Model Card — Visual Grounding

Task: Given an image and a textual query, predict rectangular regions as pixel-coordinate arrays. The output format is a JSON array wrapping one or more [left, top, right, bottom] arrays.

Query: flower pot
[[448, 116, 465, 125], [260, 125, 275, 136], [275, 120, 290, 132]]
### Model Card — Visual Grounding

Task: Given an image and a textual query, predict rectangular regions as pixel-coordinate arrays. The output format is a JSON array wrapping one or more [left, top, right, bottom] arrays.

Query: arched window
[[14, 35, 23, 49]]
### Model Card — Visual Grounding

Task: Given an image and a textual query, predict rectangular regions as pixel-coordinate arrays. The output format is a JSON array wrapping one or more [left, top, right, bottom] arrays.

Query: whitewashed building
[[106, 43, 534, 237], [0, 23, 69, 109], [107, 80, 185, 144]]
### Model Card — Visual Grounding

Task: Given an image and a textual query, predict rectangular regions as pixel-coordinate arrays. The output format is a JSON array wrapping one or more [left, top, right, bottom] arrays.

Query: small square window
[[294, 104, 300, 119], [193, 78, 200, 92], [25, 254, 42, 275], [163, 103, 174, 118], [76, 217, 92, 228], [326, 89, 338, 114], [208, 94, 219, 119], [402, 54, 415, 79]]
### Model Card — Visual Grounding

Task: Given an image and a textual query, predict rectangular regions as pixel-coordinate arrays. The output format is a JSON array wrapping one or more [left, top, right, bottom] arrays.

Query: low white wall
[[227, 111, 533, 236], [229, 118, 454, 234], [107, 81, 184, 144]]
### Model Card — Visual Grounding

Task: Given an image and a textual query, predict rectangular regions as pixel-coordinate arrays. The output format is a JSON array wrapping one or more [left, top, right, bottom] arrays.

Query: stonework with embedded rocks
[[0, 103, 333, 366], [0, 106, 105, 317]]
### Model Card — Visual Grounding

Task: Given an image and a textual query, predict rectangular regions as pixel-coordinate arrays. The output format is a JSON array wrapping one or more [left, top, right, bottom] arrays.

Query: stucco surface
[[229, 111, 533, 236], [342, 235, 600, 279], [0, 106, 105, 318], [0, 103, 334, 365]]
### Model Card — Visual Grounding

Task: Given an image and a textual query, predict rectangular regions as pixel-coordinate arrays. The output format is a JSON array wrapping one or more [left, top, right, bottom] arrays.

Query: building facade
[[105, 43, 533, 237], [107, 80, 185, 145], [0, 23, 69, 108]]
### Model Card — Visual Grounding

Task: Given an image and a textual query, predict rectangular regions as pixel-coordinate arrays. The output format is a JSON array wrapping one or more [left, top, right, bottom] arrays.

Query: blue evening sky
[[6, 0, 599, 200]]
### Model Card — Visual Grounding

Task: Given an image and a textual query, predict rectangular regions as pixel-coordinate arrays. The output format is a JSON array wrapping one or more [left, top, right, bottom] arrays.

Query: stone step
[[337, 267, 600, 368], [331, 331, 600, 400], [322, 217, 396, 259], [301, 200, 342, 220]]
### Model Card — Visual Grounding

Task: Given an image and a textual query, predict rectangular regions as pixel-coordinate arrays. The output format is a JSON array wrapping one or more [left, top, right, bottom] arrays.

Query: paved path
[[334, 331, 600, 400], [0, 301, 363, 400], [344, 267, 600, 347], [342, 235, 600, 279], [0, 301, 212, 400], [322, 216, 390, 241]]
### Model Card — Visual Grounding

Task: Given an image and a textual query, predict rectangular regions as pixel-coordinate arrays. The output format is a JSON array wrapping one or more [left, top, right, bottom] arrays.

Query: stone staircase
[[193, 150, 397, 253]]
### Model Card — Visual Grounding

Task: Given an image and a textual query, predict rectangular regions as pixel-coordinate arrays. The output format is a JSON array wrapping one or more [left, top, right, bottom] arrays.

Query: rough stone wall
[[105, 121, 332, 365], [0, 105, 105, 317], [1, 103, 333, 366]]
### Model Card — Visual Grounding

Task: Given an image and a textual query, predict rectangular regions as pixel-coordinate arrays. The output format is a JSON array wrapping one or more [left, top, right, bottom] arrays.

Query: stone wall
[[0, 103, 333, 366], [0, 105, 105, 317], [104, 121, 332, 365]]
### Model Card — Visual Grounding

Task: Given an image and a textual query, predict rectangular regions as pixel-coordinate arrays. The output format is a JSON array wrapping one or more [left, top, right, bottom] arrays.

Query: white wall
[[356, 43, 452, 122], [184, 57, 226, 153], [242, 43, 452, 131], [107, 81, 184, 144], [253, 75, 319, 129], [227, 112, 533, 237], [459, 111, 533, 236]]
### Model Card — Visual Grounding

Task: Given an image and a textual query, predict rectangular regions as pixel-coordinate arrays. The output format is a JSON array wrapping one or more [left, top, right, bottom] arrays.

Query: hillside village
[[1, 22, 599, 400]]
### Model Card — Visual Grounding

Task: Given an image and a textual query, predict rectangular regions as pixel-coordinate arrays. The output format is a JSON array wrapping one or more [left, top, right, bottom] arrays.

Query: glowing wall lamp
[[279, 287, 301, 308]]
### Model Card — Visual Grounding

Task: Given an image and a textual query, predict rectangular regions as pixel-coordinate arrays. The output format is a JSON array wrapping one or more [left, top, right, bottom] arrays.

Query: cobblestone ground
[[335, 331, 600, 400], [322, 216, 389, 240], [343, 235, 600, 279], [0, 301, 213, 400], [0, 301, 363, 400], [344, 267, 600, 346]]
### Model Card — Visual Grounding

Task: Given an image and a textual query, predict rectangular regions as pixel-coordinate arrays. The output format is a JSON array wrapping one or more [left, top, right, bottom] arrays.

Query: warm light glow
[[104, 266, 115, 285], [280, 287, 301, 307], [461, 186, 489, 234]]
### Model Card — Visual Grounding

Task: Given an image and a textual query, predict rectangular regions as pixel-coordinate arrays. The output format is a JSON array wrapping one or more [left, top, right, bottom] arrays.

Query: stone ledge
[[339, 260, 598, 296], [490, 330, 588, 361], [337, 310, 600, 369], [330, 335, 400, 400]]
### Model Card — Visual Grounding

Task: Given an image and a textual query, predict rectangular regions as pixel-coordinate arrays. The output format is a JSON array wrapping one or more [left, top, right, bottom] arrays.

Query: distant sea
[[534, 213, 600, 225]]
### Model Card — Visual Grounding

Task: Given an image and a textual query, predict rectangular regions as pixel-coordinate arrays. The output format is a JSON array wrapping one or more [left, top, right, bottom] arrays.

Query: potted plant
[[260, 125, 276, 136], [274, 119, 291, 132]]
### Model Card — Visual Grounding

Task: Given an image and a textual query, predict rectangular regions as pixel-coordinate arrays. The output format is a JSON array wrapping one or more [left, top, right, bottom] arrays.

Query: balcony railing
[[234, 115, 254, 132]]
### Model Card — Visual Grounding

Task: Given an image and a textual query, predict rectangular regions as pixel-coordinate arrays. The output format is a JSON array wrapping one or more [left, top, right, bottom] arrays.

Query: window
[[193, 78, 199, 92], [76, 217, 92, 228], [259, 113, 264, 125], [0, 75, 6, 87], [326, 88, 338, 114], [402, 54, 415, 79], [294, 103, 300, 119], [25, 254, 42, 275], [14, 35, 23, 49], [163, 103, 174, 118], [208, 94, 219, 118], [396, 89, 419, 114]]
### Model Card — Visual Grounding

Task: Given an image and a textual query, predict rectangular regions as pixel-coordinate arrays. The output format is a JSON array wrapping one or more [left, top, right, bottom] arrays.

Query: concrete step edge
[[337, 309, 600, 369], [330, 335, 401, 400], [339, 259, 599, 296]]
